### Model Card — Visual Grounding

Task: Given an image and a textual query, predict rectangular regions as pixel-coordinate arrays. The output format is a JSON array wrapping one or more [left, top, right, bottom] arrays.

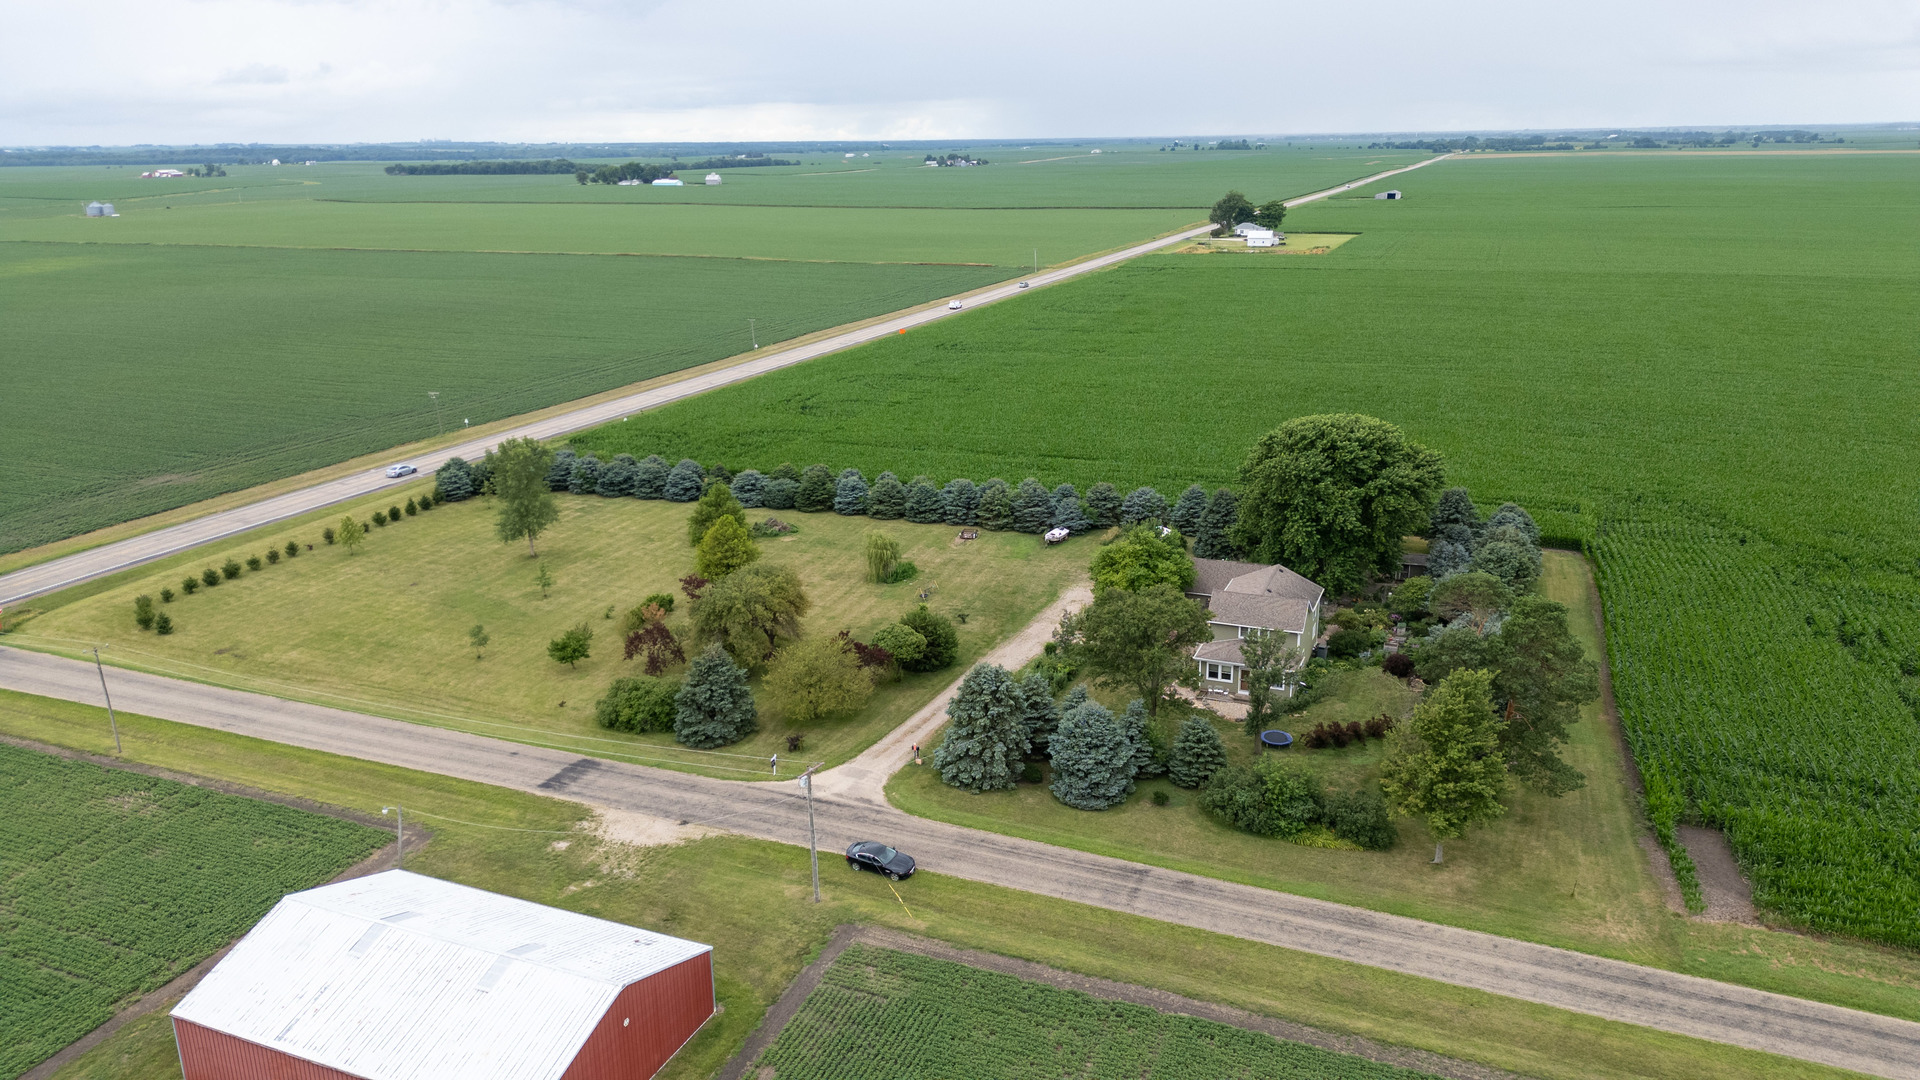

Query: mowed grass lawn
[[18, 492, 1087, 776], [0, 690, 1879, 1080]]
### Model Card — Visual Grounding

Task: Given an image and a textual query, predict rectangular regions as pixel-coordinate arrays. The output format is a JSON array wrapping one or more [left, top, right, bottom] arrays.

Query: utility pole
[[383, 806, 404, 865], [91, 647, 121, 753], [799, 766, 820, 903], [428, 391, 442, 436], [749, 318, 758, 349]]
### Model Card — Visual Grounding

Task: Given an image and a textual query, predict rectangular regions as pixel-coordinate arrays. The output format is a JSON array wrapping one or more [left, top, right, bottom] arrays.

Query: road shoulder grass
[[0, 688, 1865, 1080]]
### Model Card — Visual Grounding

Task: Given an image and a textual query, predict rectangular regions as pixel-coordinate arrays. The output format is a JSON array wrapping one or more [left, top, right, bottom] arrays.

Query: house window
[[1205, 662, 1235, 682]]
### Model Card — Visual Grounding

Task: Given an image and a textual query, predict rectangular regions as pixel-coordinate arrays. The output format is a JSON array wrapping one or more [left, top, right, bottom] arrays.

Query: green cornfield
[[0, 148, 1405, 553], [0, 743, 387, 1079], [576, 151, 1920, 945], [757, 944, 1440, 1079]]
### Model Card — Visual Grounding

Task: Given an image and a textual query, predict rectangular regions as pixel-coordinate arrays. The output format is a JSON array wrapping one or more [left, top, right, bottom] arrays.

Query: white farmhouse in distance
[[704, 172, 722, 185]]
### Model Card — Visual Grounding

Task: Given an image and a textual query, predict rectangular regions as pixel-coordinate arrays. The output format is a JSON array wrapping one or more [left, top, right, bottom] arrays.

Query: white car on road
[[384, 464, 417, 478], [946, 299, 963, 310]]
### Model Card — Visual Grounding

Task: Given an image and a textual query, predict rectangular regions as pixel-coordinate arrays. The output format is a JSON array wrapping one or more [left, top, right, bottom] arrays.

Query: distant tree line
[[385, 159, 583, 175], [1368, 129, 1839, 152]]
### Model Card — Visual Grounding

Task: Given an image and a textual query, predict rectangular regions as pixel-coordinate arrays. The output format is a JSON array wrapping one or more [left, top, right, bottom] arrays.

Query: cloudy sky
[[5, 0, 1916, 144]]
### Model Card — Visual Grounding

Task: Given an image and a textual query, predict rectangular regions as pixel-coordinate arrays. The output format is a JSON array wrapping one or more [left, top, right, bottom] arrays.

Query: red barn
[[171, 870, 714, 1080]]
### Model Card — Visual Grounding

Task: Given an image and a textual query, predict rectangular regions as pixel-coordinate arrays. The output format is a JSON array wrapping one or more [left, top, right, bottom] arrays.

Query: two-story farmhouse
[[1187, 558, 1325, 696]]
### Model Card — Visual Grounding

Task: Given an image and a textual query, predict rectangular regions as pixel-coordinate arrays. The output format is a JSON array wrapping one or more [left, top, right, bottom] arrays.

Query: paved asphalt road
[[0, 156, 1452, 607], [2, 645, 1915, 1079]]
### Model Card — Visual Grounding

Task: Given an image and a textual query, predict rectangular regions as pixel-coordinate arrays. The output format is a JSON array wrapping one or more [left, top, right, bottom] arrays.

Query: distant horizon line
[[6, 122, 1918, 155]]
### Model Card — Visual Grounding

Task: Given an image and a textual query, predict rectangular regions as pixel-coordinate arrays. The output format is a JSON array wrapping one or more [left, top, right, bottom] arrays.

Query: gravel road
[[2, 643, 1915, 1079], [0, 156, 1452, 607]]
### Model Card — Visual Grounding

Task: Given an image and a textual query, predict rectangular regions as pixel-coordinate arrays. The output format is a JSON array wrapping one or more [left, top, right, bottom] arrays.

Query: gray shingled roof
[[1194, 639, 1247, 665], [1188, 558, 1324, 635]]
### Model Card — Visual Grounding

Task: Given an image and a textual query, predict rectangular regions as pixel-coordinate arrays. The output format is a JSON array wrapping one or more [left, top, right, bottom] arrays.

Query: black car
[[845, 840, 916, 880]]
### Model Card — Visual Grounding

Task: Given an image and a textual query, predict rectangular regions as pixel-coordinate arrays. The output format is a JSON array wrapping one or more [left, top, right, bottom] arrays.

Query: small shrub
[[786, 733, 806, 752], [1326, 626, 1372, 660], [1364, 713, 1397, 739], [1383, 652, 1415, 678], [417, 492, 434, 510], [404, 498, 418, 516], [1325, 788, 1396, 850], [1345, 720, 1366, 744], [201, 568, 221, 587], [752, 517, 797, 537], [133, 595, 155, 630], [245, 555, 263, 571], [1152, 789, 1170, 806], [221, 559, 241, 580], [1020, 762, 1044, 784], [322, 527, 336, 545], [265, 548, 280, 565], [898, 606, 958, 672], [372, 511, 388, 527], [154, 613, 174, 635], [159, 587, 175, 603], [548, 622, 594, 667], [644, 592, 676, 614], [181, 577, 200, 595], [885, 561, 919, 584], [1199, 757, 1326, 838], [595, 676, 681, 732]]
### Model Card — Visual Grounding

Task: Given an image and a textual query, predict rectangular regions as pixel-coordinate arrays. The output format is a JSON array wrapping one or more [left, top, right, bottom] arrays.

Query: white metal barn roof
[[172, 870, 710, 1080]]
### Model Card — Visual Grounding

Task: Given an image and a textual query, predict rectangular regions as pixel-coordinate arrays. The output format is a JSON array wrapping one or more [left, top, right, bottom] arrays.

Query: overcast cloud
[[3, 0, 1916, 144]]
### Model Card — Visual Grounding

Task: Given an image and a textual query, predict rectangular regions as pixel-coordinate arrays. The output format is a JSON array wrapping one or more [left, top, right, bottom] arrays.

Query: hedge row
[[437, 451, 1242, 552]]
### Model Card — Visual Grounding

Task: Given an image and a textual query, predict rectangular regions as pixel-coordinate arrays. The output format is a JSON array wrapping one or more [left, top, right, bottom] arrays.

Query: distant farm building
[[170, 870, 714, 1080], [1231, 222, 1282, 247], [140, 169, 186, 179], [652, 178, 684, 186], [1375, 190, 1402, 200], [616, 179, 644, 186], [704, 172, 722, 185]]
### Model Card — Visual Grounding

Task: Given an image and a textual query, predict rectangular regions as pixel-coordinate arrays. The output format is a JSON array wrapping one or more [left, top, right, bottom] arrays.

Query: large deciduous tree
[[933, 664, 1031, 792], [1089, 523, 1195, 593], [899, 605, 959, 672], [689, 562, 809, 667], [1209, 190, 1256, 231], [1253, 199, 1287, 230], [1379, 668, 1508, 862], [490, 437, 560, 556], [764, 635, 874, 722], [1231, 414, 1445, 595], [1056, 583, 1213, 715]]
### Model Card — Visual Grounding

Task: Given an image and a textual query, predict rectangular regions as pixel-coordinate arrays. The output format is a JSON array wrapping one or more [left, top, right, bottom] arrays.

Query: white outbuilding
[[652, 178, 684, 186], [1375, 190, 1402, 200], [704, 172, 722, 185]]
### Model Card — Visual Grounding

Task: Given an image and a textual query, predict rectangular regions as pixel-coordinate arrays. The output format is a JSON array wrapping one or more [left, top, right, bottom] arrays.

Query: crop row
[[0, 744, 388, 1079], [758, 945, 1439, 1079]]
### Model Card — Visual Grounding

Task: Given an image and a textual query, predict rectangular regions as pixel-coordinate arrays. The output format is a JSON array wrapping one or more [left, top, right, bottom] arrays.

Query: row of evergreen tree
[[437, 450, 1248, 556], [932, 664, 1229, 810]]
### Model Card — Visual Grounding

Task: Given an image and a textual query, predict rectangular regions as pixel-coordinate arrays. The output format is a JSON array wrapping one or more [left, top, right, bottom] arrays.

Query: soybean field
[[757, 945, 1441, 1080], [575, 150, 1920, 945], [0, 147, 1405, 554], [0, 743, 387, 1078]]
